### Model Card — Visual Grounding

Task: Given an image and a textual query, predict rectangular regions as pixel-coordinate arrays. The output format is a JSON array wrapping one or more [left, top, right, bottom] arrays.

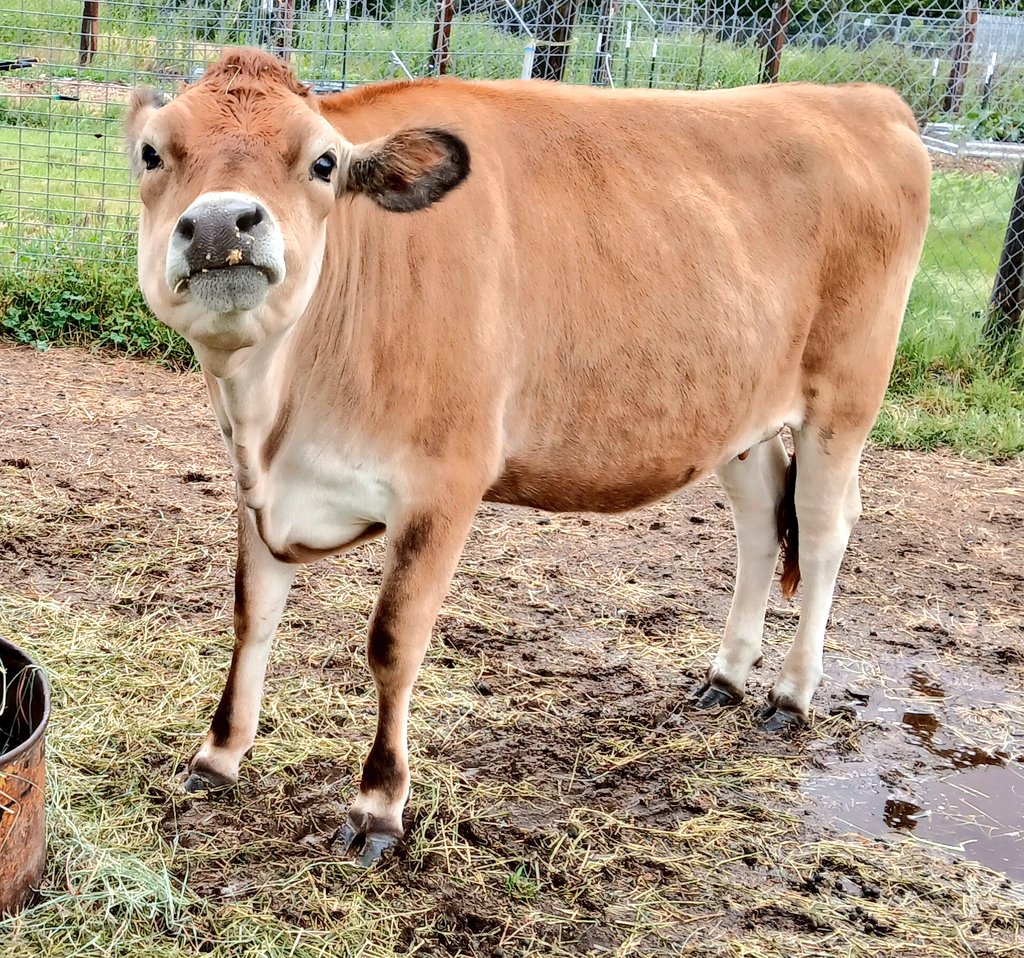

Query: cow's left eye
[[311, 153, 336, 182]]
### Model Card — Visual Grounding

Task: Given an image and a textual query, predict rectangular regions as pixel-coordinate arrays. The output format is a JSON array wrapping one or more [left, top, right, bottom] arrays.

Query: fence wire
[[1, 0, 1022, 335]]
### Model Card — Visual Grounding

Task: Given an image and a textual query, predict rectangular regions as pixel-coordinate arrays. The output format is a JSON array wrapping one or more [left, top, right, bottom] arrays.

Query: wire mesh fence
[[1, 0, 1022, 339]]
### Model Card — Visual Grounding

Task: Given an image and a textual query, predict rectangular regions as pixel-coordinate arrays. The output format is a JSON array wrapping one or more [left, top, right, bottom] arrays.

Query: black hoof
[[693, 680, 742, 710], [757, 701, 808, 733], [178, 765, 236, 794], [334, 815, 401, 868]]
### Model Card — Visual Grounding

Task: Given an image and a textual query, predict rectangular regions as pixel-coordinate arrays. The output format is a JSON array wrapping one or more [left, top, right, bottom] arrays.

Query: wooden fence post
[[532, 0, 579, 82], [78, 0, 99, 66], [758, 0, 791, 85], [271, 0, 297, 60], [429, 0, 455, 75], [983, 160, 1024, 352], [941, 0, 979, 116]]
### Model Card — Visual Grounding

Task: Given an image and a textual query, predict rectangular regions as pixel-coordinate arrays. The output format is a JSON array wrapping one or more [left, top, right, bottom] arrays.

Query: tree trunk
[[590, 0, 618, 86]]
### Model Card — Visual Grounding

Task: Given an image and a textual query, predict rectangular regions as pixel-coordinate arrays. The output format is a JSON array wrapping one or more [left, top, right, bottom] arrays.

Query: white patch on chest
[[207, 352, 395, 560], [254, 439, 394, 556]]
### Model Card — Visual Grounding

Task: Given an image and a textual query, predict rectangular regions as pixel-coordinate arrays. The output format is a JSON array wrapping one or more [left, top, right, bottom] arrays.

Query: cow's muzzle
[[166, 192, 286, 313]]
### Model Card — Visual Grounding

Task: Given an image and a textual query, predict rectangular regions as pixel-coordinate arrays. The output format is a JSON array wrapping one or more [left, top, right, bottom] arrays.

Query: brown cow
[[126, 48, 929, 866]]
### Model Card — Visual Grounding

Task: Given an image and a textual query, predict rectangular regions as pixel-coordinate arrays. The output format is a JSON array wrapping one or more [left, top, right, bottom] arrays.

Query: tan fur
[[126, 49, 930, 856]]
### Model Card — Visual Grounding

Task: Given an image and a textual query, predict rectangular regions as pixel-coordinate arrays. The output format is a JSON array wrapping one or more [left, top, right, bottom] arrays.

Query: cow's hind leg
[[183, 506, 295, 791], [759, 429, 863, 731], [337, 500, 478, 867], [696, 435, 789, 708]]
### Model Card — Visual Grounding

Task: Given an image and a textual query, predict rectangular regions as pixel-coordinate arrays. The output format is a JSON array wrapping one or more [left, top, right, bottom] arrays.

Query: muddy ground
[[0, 342, 1021, 957]]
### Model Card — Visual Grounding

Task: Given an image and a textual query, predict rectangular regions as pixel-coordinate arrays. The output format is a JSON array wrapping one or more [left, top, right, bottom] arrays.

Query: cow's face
[[126, 49, 469, 375]]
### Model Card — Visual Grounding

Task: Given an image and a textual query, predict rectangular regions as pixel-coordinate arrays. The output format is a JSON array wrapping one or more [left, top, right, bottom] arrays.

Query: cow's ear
[[125, 87, 168, 178], [347, 128, 470, 212]]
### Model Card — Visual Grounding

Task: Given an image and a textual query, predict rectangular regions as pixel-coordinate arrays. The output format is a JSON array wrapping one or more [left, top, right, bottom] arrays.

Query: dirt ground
[[0, 342, 1022, 957], [926, 152, 1023, 175], [0, 75, 135, 108]]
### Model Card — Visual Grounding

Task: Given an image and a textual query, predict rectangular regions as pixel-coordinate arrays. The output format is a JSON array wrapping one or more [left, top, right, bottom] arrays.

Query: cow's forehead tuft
[[198, 47, 310, 101]]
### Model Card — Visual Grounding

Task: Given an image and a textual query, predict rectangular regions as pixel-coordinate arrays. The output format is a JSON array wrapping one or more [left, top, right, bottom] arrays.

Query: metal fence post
[[759, 0, 791, 85], [591, 0, 618, 86], [983, 160, 1024, 352]]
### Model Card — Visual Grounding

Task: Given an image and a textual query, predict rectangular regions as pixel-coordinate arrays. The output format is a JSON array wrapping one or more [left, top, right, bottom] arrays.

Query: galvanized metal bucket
[[0, 636, 50, 915]]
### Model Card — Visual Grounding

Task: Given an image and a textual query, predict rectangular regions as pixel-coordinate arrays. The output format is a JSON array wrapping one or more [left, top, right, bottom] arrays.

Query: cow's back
[[315, 80, 929, 511]]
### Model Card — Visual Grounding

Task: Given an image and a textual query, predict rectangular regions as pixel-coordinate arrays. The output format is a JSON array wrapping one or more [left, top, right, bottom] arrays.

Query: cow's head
[[126, 48, 469, 374]]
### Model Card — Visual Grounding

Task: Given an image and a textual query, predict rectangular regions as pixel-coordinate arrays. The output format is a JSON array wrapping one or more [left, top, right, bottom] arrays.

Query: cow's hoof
[[335, 814, 401, 868], [693, 680, 742, 710], [335, 822, 398, 868], [177, 765, 236, 794], [757, 701, 808, 734]]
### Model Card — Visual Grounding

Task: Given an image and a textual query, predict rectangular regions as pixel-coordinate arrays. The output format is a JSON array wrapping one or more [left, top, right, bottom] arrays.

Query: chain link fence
[[1, 0, 1022, 340]]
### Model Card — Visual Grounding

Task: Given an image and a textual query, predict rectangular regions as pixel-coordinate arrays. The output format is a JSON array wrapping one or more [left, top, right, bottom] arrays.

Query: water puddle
[[803, 659, 1024, 882]]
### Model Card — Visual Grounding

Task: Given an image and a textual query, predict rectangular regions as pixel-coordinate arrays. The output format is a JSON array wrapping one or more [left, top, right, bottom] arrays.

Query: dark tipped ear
[[125, 87, 168, 177], [347, 128, 470, 212]]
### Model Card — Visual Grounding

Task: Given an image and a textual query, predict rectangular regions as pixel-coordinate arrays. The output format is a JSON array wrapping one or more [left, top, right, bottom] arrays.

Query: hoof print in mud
[[693, 680, 743, 710], [335, 817, 400, 868]]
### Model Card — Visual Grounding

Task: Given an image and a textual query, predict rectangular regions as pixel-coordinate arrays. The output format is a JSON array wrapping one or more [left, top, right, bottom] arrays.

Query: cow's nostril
[[176, 215, 196, 243], [236, 205, 264, 234]]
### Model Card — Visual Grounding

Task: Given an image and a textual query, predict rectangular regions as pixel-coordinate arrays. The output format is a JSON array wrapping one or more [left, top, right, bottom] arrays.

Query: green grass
[[0, 99, 189, 363], [874, 169, 1024, 459]]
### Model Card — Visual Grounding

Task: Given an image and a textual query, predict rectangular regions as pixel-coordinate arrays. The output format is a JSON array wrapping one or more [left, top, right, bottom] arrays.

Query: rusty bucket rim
[[0, 634, 52, 766]]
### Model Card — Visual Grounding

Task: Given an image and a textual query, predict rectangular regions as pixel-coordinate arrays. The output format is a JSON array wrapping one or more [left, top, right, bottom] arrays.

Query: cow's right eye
[[141, 144, 162, 171]]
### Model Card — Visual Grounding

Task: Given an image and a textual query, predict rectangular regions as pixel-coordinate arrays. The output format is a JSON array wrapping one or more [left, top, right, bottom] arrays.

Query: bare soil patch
[[927, 152, 1022, 175], [0, 75, 135, 108], [0, 342, 1021, 956]]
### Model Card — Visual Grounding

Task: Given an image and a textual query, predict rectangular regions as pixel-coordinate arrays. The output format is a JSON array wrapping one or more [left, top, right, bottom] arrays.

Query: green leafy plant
[[965, 108, 1024, 144], [504, 863, 540, 901], [0, 262, 193, 367]]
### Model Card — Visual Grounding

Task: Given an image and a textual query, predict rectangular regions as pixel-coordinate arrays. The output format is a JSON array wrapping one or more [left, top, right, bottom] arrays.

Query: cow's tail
[[776, 455, 800, 599]]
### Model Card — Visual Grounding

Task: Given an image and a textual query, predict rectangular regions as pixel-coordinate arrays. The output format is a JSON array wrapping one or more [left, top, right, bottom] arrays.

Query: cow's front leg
[[337, 506, 477, 867], [183, 505, 295, 791]]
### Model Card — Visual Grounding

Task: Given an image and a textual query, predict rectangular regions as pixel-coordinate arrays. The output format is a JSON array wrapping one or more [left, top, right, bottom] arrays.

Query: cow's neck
[[203, 328, 297, 512], [201, 231, 363, 510]]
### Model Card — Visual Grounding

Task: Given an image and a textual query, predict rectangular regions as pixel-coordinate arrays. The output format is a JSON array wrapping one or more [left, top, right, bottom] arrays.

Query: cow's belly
[[486, 457, 701, 513], [247, 449, 394, 562], [487, 393, 803, 514]]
